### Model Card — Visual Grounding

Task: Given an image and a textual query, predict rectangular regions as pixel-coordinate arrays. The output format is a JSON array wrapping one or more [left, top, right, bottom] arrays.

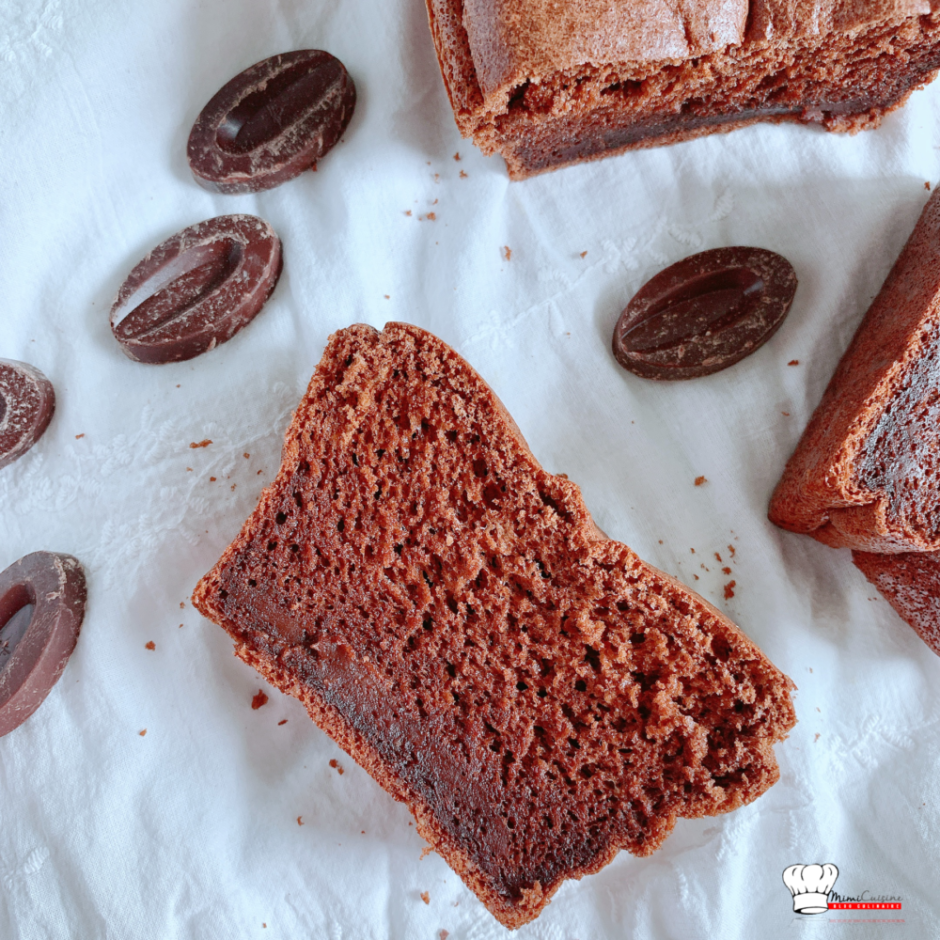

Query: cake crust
[[193, 323, 795, 928], [770, 189, 940, 553]]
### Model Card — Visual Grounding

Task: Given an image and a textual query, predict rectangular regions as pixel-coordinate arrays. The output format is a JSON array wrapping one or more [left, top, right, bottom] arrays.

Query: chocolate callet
[[0, 552, 86, 737], [187, 50, 356, 194], [613, 247, 797, 380], [110, 215, 282, 364], [0, 360, 55, 469]]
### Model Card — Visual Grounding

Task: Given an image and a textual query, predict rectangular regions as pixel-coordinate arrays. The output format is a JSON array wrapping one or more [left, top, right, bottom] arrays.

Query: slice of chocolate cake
[[426, 0, 940, 179], [770, 188, 940, 554], [193, 323, 795, 928], [853, 550, 940, 655]]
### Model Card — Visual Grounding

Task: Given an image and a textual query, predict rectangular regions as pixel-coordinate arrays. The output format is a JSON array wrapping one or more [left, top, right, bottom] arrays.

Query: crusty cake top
[[461, 0, 932, 108]]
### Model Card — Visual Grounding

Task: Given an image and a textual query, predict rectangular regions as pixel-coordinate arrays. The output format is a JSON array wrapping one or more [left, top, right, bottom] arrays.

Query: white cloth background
[[1, 1, 938, 937]]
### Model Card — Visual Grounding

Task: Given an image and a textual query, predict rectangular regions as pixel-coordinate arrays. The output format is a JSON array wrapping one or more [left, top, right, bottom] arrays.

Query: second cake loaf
[[771, 187, 940, 554]]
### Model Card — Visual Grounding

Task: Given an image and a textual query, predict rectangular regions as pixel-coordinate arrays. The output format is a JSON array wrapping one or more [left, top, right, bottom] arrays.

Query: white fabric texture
[[1, 1, 939, 937]]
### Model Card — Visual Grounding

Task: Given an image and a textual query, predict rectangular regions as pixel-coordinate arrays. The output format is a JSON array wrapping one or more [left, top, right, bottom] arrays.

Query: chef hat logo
[[783, 863, 839, 915]]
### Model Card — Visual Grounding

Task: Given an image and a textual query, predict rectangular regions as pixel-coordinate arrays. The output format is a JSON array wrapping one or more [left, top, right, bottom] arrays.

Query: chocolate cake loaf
[[853, 550, 940, 655], [193, 323, 795, 928], [769, 188, 940, 554], [426, 0, 940, 179]]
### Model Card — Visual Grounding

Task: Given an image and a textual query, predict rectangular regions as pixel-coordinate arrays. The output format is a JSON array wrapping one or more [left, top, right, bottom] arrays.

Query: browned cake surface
[[193, 322, 795, 928], [426, 0, 940, 178], [853, 550, 940, 655], [770, 188, 940, 553]]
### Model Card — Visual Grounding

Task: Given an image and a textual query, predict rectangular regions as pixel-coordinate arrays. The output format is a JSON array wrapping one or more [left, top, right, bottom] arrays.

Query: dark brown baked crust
[[853, 550, 940, 655], [193, 323, 795, 928], [770, 188, 940, 553], [426, 0, 940, 179]]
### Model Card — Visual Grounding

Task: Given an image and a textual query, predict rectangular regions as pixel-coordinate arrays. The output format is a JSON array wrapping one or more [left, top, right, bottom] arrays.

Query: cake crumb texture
[[853, 550, 940, 655], [193, 323, 795, 928]]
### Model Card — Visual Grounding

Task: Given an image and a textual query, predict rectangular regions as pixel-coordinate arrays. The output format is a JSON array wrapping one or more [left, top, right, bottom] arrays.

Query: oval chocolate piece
[[0, 360, 55, 469], [0, 552, 86, 738], [187, 50, 356, 194], [110, 214, 282, 364], [612, 247, 798, 380]]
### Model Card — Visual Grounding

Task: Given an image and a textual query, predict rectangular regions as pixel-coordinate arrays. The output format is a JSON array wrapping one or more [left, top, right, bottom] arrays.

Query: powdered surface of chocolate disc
[[0, 360, 55, 469], [0, 552, 86, 738], [613, 247, 797, 380], [110, 215, 282, 364], [187, 49, 356, 194]]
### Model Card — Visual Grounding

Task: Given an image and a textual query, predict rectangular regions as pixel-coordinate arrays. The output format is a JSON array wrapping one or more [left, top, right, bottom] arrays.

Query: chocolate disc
[[612, 247, 798, 380], [0, 552, 86, 738], [0, 360, 55, 469], [110, 214, 282, 364], [187, 49, 357, 194]]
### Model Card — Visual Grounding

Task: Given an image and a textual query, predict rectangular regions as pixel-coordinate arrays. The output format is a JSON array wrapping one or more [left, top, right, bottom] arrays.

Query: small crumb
[[297, 816, 304, 826], [186, 467, 193, 472], [693, 574, 699, 580], [361, 830, 365, 834], [503, 246, 512, 261], [244, 453, 250, 459], [580, 251, 588, 258], [724, 580, 736, 600], [454, 152, 461, 161], [715, 552, 722, 562], [75, 433, 85, 439], [809, 667, 813, 673], [440, 931, 450, 940], [190, 439, 212, 449], [787, 360, 799, 366], [257, 470, 263, 475], [231, 484, 237, 491], [145, 641, 155, 651], [816, 707, 821, 712], [926, 181, 932, 190], [727, 545, 736, 558], [139, 729, 147, 737], [179, 623, 183, 628], [426, 212, 437, 221], [432, 199, 438, 205], [781, 411, 790, 416], [420, 892, 430, 905], [384, 294, 390, 299], [176, 384, 180, 388], [722, 566, 732, 575], [251, 690, 269, 710], [690, 548, 696, 554], [209, 476, 217, 482], [459, 170, 468, 179], [658, 540, 663, 544], [434, 173, 440, 182], [814, 733, 821, 742], [278, 719, 288, 726], [180, 602, 185, 609], [694, 476, 707, 486], [405, 210, 412, 216], [329, 758, 345, 774]]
